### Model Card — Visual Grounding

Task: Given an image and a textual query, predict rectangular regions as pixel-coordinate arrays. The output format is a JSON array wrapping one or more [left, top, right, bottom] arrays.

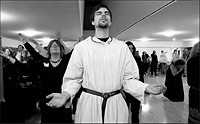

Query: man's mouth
[[100, 18, 107, 21], [100, 19, 107, 23]]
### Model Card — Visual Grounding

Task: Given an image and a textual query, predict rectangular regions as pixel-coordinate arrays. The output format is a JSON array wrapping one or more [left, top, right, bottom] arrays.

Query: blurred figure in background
[[187, 41, 200, 123], [142, 51, 150, 75], [126, 41, 144, 82], [0, 47, 24, 123], [163, 58, 185, 102], [172, 49, 180, 62], [181, 48, 190, 77], [17, 49, 39, 120], [125, 41, 144, 123], [182, 48, 189, 61], [150, 50, 158, 76], [20, 50, 32, 63], [15, 44, 24, 62], [159, 50, 168, 75]]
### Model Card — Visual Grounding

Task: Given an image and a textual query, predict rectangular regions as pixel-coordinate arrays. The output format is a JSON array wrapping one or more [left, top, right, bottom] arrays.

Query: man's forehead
[[96, 7, 109, 12]]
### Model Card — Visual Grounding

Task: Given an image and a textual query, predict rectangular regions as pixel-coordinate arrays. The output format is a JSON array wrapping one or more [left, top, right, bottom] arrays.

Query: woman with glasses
[[0, 38, 73, 123]]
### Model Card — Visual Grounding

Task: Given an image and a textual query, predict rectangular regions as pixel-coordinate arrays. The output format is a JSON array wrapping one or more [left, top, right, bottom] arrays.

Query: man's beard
[[98, 22, 109, 29]]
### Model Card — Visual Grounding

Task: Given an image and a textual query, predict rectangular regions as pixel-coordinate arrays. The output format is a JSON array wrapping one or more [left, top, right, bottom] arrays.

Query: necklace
[[50, 58, 62, 63]]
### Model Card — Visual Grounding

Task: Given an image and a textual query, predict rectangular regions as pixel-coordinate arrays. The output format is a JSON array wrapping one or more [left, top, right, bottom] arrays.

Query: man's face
[[92, 7, 112, 29]]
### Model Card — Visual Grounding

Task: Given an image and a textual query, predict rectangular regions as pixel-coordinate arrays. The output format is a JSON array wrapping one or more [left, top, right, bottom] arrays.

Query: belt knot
[[102, 93, 109, 99]]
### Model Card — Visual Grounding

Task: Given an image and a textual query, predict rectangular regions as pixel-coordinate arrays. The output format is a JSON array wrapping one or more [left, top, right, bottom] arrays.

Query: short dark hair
[[46, 39, 64, 58], [90, 4, 112, 23]]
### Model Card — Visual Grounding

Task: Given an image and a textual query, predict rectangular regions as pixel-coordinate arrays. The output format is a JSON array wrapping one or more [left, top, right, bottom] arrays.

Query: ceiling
[[1, 0, 199, 47]]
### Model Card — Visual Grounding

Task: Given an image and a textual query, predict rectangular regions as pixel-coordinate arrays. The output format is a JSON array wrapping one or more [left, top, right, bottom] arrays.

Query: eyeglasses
[[51, 45, 59, 48]]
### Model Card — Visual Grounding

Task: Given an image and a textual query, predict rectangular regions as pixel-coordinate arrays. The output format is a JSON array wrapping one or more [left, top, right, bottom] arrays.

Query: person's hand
[[18, 33, 29, 44], [55, 31, 61, 40], [36, 101, 41, 112], [18, 33, 39, 45], [46, 92, 70, 108], [145, 83, 167, 95], [0, 51, 9, 58]]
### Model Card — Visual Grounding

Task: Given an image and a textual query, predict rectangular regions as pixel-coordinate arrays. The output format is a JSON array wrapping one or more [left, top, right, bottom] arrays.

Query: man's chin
[[99, 24, 108, 29]]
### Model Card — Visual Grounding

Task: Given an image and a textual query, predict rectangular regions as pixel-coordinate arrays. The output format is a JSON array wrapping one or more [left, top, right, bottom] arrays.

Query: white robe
[[62, 36, 148, 123]]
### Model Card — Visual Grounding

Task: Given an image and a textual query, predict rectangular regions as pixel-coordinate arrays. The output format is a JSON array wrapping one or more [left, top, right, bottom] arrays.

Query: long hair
[[46, 39, 64, 58], [20, 50, 29, 63], [125, 41, 136, 55]]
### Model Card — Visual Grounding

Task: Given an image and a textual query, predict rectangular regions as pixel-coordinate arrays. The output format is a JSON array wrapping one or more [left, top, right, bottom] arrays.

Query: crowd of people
[[0, 32, 74, 123], [0, 3, 199, 123]]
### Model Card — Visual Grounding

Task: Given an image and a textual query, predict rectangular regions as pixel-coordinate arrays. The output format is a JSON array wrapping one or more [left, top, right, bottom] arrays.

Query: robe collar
[[91, 36, 113, 45]]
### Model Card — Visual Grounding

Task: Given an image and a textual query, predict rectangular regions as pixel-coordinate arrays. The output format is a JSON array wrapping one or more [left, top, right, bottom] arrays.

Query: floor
[[139, 75, 189, 123], [26, 75, 189, 123]]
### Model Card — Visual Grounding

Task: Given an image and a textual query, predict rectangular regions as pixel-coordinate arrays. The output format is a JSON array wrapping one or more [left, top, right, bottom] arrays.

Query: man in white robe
[[46, 4, 166, 123]]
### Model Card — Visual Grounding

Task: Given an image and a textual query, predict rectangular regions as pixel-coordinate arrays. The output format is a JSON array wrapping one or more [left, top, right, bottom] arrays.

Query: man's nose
[[102, 13, 106, 17]]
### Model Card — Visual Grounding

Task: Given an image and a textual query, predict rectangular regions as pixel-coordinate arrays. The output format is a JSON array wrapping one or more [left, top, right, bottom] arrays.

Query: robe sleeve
[[122, 45, 149, 103], [61, 44, 83, 98]]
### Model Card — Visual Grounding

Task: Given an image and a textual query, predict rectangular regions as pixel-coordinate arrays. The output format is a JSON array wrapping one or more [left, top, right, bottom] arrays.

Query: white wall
[[132, 41, 184, 48], [183, 41, 199, 47], [2, 37, 22, 48], [2, 36, 38, 49]]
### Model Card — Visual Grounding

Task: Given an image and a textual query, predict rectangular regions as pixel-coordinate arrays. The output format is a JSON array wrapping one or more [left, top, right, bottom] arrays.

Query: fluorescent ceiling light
[[184, 37, 199, 42], [1, 11, 14, 21], [135, 37, 156, 42], [156, 30, 187, 37], [36, 37, 54, 42], [12, 29, 45, 37]]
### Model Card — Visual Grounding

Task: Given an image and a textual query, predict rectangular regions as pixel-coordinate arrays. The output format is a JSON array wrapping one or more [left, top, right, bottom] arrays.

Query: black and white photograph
[[0, 0, 199, 123]]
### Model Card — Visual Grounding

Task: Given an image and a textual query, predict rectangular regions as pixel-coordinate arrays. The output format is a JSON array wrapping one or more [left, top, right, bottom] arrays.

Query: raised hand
[[46, 92, 70, 108], [18, 33, 38, 45], [145, 83, 167, 95], [55, 31, 61, 40], [18, 33, 29, 44], [0, 51, 8, 58]]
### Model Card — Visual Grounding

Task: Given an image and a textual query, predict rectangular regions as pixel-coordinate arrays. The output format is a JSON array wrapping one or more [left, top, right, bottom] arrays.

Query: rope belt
[[82, 88, 121, 123]]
